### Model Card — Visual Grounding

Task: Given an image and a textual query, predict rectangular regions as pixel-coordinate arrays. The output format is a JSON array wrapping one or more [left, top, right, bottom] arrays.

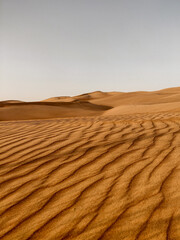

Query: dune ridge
[[1, 87, 180, 121]]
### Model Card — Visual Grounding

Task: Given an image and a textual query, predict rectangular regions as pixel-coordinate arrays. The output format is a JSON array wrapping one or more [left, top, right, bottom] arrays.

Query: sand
[[0, 87, 180, 240]]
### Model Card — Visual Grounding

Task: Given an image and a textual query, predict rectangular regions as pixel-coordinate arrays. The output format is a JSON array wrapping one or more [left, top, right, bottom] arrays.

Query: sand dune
[[1, 87, 180, 121], [42, 96, 74, 102], [0, 101, 111, 121], [90, 89, 180, 107], [104, 102, 180, 115], [0, 87, 180, 239], [43, 91, 115, 103]]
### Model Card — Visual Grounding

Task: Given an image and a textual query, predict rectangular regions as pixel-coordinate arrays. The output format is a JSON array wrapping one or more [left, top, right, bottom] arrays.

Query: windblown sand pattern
[[1, 113, 180, 240]]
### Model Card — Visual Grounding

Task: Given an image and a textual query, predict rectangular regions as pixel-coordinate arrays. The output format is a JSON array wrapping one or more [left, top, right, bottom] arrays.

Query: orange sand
[[0, 87, 180, 239]]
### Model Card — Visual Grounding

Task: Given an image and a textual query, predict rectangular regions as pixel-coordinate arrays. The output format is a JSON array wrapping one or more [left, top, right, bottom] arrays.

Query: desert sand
[[0, 87, 180, 240]]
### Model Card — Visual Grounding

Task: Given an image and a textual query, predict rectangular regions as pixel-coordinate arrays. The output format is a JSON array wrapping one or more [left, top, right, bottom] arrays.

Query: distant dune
[[42, 96, 74, 102], [1, 87, 180, 121], [0, 100, 24, 104]]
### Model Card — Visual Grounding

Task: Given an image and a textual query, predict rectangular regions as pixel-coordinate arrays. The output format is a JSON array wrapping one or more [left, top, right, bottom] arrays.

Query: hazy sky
[[1, 0, 180, 101]]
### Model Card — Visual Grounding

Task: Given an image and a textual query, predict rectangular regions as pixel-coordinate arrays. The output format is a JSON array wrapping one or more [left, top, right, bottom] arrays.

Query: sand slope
[[90, 88, 180, 107], [1, 87, 180, 121], [104, 102, 180, 115], [0, 101, 111, 121], [0, 113, 180, 240]]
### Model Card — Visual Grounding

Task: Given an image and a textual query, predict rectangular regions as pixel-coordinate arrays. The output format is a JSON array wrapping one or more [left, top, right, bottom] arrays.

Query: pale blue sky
[[1, 0, 180, 101]]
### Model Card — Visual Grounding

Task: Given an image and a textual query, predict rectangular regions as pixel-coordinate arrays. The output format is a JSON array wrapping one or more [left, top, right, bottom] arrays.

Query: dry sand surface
[[0, 87, 180, 239]]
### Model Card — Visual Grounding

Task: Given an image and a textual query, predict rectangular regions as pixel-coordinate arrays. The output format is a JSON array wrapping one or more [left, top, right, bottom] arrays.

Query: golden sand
[[0, 87, 180, 239]]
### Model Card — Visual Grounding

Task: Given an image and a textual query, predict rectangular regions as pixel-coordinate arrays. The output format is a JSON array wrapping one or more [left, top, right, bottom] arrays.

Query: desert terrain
[[0, 87, 180, 240]]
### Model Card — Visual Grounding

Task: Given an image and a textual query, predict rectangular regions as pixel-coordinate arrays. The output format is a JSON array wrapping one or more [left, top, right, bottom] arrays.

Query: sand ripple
[[0, 113, 180, 240]]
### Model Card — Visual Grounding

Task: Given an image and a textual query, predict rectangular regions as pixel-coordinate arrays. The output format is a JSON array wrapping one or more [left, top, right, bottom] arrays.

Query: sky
[[1, 0, 180, 101]]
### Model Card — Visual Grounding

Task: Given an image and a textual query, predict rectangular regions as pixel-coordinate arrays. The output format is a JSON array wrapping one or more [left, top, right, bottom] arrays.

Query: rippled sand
[[1, 112, 180, 240]]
